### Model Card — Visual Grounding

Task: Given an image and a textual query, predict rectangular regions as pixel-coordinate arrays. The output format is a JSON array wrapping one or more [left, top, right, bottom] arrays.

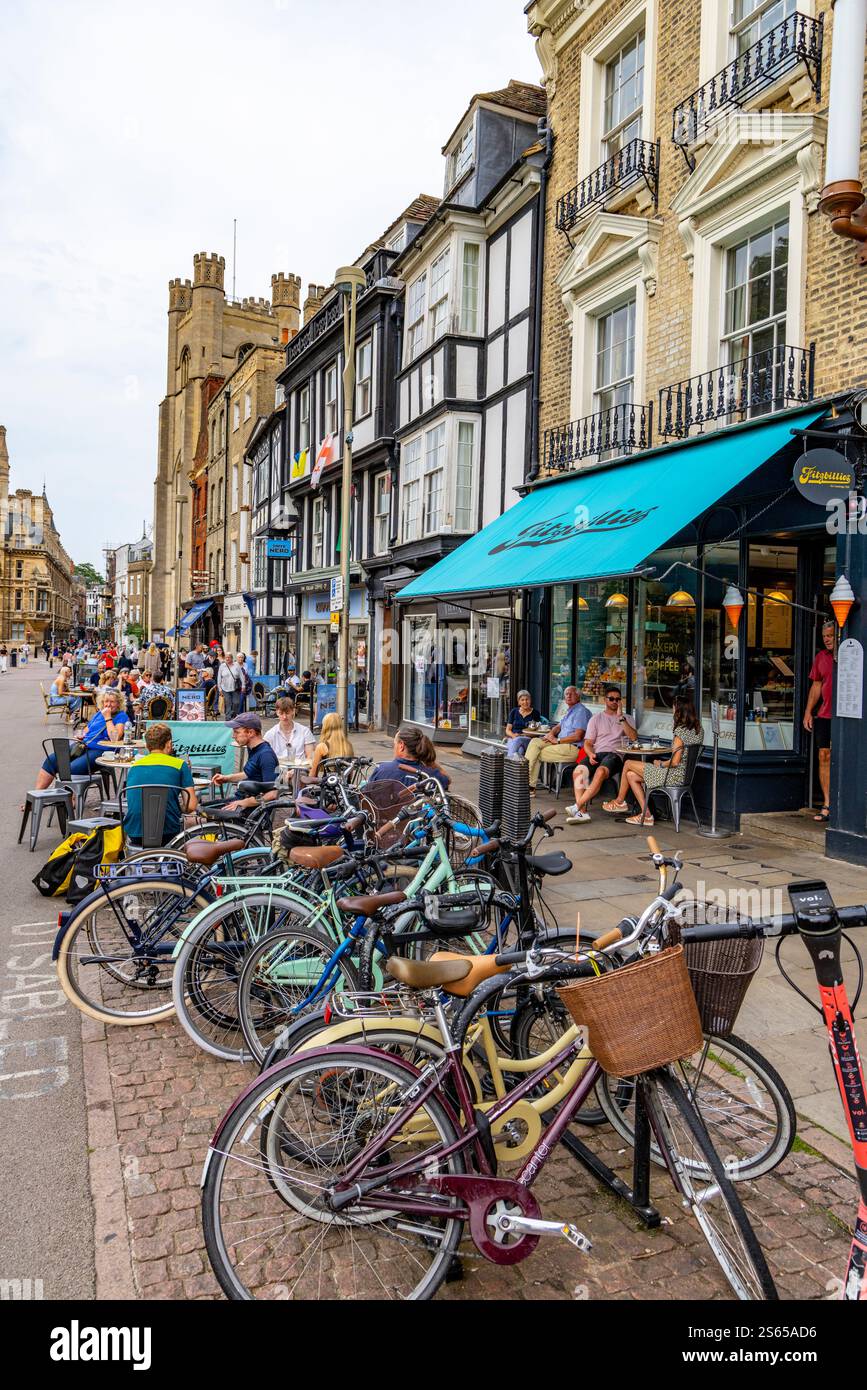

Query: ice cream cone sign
[[722, 584, 744, 630], [830, 574, 855, 629]]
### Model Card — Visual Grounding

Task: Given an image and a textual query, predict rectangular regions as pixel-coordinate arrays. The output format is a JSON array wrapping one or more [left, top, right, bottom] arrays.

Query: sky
[[0, 0, 539, 569]]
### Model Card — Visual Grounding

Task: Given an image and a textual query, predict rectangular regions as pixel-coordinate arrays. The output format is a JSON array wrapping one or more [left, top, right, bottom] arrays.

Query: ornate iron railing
[[542, 402, 653, 472], [672, 12, 823, 170], [658, 342, 815, 440], [556, 138, 660, 234]]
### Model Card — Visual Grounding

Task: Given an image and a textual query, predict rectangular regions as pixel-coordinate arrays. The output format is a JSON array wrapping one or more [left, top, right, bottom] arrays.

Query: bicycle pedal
[[494, 1213, 592, 1251]]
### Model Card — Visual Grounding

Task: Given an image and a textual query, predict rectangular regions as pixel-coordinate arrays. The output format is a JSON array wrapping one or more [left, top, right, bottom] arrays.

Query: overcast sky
[[0, 0, 539, 569]]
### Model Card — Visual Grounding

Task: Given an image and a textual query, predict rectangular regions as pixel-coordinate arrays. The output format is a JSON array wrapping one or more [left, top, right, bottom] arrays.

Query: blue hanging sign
[[266, 538, 294, 560]]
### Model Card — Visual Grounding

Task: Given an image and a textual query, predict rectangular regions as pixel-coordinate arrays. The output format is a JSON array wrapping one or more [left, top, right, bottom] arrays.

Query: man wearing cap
[[804, 619, 836, 823], [211, 713, 279, 812]]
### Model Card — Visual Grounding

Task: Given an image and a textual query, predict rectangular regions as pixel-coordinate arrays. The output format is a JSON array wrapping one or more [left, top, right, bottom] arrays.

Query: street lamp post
[[334, 265, 366, 726]]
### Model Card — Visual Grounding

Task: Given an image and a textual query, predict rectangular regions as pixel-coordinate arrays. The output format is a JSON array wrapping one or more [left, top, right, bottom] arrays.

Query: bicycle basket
[[675, 902, 764, 1036], [421, 886, 489, 936], [557, 946, 703, 1076]]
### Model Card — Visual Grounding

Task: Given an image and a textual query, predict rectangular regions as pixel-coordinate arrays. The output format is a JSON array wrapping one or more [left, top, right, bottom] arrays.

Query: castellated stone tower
[[150, 251, 304, 635], [303, 284, 327, 324]]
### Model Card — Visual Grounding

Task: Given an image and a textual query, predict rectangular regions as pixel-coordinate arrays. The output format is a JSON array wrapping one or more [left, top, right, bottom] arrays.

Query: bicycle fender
[[170, 886, 317, 960]]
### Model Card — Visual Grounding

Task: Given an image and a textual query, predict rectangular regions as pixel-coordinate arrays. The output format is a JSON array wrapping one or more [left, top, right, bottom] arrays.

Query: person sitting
[[49, 666, 81, 716], [123, 724, 197, 846], [127, 668, 142, 698], [505, 690, 543, 757], [201, 666, 216, 706], [524, 687, 590, 794], [604, 695, 703, 826], [136, 675, 175, 717], [309, 712, 354, 779], [211, 713, 279, 812], [367, 726, 451, 790], [567, 686, 636, 824], [264, 696, 317, 764], [33, 689, 129, 792]]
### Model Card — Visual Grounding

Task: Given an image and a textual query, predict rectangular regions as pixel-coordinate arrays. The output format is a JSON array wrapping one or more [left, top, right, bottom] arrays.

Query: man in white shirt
[[263, 696, 316, 764]]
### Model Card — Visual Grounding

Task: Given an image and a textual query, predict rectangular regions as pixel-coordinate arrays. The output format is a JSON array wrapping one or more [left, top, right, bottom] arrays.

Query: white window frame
[[446, 117, 476, 193], [400, 438, 423, 543], [311, 496, 324, 569], [422, 423, 446, 534], [699, 0, 814, 88], [253, 538, 267, 590], [299, 385, 310, 452], [454, 419, 477, 532], [387, 226, 406, 253], [593, 297, 637, 415], [577, 0, 658, 182], [459, 240, 482, 335], [406, 273, 427, 363], [231, 463, 239, 513], [356, 339, 372, 419], [720, 214, 789, 367], [373, 472, 390, 555], [428, 249, 451, 343], [244, 391, 252, 421], [324, 363, 338, 436], [232, 401, 240, 432], [601, 30, 646, 161]]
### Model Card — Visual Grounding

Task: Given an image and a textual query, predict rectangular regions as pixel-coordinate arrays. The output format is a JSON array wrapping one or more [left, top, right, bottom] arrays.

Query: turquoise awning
[[396, 407, 823, 600]]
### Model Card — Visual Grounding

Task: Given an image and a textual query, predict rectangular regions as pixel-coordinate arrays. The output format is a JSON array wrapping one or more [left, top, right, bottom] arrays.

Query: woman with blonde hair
[[32, 688, 129, 794], [309, 712, 354, 778], [143, 643, 162, 680]]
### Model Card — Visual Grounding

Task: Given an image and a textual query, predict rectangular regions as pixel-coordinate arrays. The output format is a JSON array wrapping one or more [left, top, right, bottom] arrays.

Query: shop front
[[300, 586, 369, 724], [396, 402, 867, 860], [221, 592, 254, 655], [400, 600, 514, 746]]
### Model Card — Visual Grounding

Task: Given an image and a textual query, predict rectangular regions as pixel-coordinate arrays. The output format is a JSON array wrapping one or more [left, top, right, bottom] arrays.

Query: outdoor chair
[[40, 682, 71, 725], [642, 739, 704, 833], [43, 737, 104, 819], [118, 783, 189, 849], [251, 681, 267, 711], [146, 695, 172, 720], [19, 788, 72, 852], [204, 687, 217, 719]]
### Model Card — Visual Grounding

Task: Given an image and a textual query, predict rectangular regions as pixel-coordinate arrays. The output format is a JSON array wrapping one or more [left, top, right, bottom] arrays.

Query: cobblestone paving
[[97, 1016, 855, 1301]]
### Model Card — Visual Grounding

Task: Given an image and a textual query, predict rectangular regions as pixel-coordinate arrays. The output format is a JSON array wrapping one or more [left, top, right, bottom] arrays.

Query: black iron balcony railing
[[658, 342, 815, 440], [542, 401, 653, 472], [672, 12, 823, 170], [556, 138, 660, 235]]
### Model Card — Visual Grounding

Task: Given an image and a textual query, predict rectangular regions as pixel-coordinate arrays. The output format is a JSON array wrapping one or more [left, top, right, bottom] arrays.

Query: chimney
[[303, 284, 327, 324]]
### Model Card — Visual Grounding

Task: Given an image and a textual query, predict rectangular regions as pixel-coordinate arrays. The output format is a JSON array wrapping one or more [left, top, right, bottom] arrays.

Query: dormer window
[[446, 122, 475, 193], [387, 226, 406, 253]]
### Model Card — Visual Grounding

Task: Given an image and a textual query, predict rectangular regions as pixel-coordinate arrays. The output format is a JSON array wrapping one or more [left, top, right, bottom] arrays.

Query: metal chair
[[43, 737, 104, 819], [644, 739, 704, 832], [40, 683, 71, 725], [19, 788, 72, 852], [118, 783, 187, 848]]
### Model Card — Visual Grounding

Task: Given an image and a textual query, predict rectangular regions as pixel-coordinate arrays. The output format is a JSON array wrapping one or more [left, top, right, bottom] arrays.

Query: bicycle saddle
[[288, 846, 346, 870], [385, 955, 472, 989], [184, 838, 247, 866], [428, 950, 511, 997], [336, 889, 408, 916], [525, 852, 572, 877]]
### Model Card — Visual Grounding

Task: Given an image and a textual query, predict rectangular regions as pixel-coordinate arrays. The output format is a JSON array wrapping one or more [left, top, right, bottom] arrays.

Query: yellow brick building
[[0, 425, 74, 648]]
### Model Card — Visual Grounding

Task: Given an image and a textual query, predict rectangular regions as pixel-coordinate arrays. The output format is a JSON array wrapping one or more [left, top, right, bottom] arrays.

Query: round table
[[278, 760, 312, 796]]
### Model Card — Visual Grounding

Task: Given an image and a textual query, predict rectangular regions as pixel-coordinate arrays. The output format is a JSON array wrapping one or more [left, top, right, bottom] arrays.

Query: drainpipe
[[818, 0, 867, 250], [528, 116, 555, 481]]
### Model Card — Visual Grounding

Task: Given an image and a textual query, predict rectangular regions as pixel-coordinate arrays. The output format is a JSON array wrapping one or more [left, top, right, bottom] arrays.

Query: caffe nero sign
[[793, 448, 856, 507], [488, 505, 658, 555]]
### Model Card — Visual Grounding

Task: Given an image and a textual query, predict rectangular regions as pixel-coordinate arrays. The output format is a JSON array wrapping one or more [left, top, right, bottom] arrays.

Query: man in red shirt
[[803, 619, 836, 822]]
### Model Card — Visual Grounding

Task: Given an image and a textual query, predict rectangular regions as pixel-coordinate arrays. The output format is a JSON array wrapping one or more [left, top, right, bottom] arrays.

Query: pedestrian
[[143, 643, 162, 680], [236, 653, 253, 712], [804, 618, 836, 824], [21, 641, 29, 666], [246, 650, 257, 680], [0, 644, 7, 674], [218, 653, 242, 720]]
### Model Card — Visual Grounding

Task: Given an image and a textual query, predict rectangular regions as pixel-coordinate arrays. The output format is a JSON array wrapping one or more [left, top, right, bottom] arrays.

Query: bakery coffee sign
[[793, 448, 856, 506], [489, 503, 657, 555]]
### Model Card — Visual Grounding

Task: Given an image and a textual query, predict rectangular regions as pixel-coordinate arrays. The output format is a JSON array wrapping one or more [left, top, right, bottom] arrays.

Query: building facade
[[150, 252, 301, 641], [0, 426, 74, 647]]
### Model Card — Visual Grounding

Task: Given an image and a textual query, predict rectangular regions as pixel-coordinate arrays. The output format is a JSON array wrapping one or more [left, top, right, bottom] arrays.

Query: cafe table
[[278, 759, 313, 796]]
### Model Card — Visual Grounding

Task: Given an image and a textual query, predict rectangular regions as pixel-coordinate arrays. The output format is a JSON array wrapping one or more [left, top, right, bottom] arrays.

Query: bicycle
[[202, 910, 778, 1301]]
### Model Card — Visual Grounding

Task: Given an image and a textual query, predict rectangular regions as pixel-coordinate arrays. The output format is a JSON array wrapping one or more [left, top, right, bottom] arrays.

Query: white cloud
[[0, 0, 540, 565]]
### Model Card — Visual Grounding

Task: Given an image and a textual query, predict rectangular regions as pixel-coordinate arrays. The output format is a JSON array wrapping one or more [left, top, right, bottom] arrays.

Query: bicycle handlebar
[[681, 903, 867, 944]]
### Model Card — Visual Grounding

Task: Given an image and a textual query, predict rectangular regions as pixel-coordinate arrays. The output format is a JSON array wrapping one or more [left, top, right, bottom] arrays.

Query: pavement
[[4, 685, 867, 1301]]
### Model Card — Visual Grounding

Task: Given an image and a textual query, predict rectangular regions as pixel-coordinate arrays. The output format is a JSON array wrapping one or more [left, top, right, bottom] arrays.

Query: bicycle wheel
[[237, 923, 361, 1063], [202, 1048, 466, 1300], [647, 1068, 778, 1301], [598, 1032, 795, 1180], [509, 989, 607, 1125], [56, 879, 211, 1024], [173, 893, 350, 1061]]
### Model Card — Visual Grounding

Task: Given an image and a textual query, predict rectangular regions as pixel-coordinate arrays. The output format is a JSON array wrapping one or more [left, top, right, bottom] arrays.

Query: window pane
[[748, 273, 771, 324], [456, 421, 474, 529], [725, 284, 746, 335], [701, 542, 740, 749], [772, 262, 788, 316]]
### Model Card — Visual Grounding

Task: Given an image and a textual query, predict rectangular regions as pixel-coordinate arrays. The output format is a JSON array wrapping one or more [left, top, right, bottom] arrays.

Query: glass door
[[744, 543, 797, 750]]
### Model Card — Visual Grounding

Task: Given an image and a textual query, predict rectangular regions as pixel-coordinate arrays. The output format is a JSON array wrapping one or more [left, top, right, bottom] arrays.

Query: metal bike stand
[[556, 1078, 661, 1229], [698, 700, 732, 839]]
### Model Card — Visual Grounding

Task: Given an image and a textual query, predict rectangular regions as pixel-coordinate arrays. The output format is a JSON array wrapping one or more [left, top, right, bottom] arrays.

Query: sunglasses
[[606, 695, 620, 703]]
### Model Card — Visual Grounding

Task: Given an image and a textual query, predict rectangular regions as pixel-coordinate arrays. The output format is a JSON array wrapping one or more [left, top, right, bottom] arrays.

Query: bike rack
[[557, 1079, 661, 1229]]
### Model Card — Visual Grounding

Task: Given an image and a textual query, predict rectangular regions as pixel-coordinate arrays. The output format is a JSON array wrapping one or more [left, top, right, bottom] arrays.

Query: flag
[[291, 449, 308, 481], [311, 433, 338, 488]]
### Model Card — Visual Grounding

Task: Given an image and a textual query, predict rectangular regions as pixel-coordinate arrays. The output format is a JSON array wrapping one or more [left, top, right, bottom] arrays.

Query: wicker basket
[[557, 946, 703, 1076], [683, 936, 764, 1036]]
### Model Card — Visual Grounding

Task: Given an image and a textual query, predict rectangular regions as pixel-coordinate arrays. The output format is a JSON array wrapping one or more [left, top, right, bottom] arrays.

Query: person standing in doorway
[[803, 618, 836, 824]]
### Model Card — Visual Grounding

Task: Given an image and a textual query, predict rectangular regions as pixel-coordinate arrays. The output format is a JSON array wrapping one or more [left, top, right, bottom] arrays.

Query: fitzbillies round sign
[[793, 448, 856, 506]]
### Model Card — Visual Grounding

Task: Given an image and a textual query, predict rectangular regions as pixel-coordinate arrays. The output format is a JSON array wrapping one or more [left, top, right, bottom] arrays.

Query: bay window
[[356, 339, 372, 418], [311, 496, 324, 568], [423, 425, 446, 532], [324, 364, 338, 436], [455, 421, 475, 530], [429, 250, 451, 342], [406, 274, 427, 363], [401, 438, 422, 542]]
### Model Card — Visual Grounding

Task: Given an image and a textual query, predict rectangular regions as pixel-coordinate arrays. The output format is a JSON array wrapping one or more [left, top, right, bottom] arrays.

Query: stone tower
[[150, 252, 303, 635]]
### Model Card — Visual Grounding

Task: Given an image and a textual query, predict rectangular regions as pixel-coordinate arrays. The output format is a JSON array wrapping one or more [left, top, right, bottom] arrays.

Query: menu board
[[837, 639, 864, 721]]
